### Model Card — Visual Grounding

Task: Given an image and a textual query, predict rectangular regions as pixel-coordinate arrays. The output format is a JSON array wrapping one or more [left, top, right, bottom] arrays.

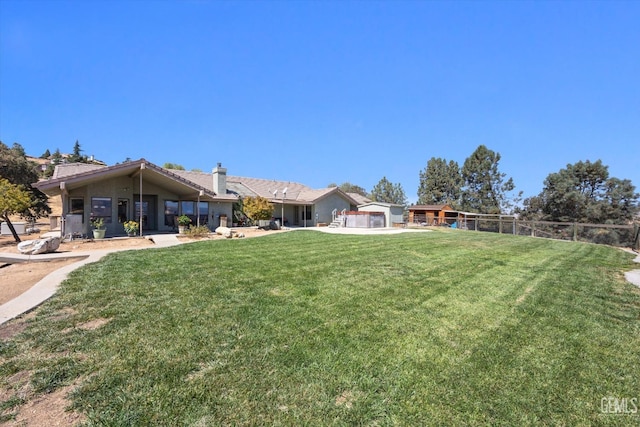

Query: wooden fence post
[[573, 223, 578, 241]]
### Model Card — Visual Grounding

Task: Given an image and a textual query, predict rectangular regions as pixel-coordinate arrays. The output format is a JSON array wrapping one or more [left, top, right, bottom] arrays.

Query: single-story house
[[169, 167, 359, 228], [33, 159, 359, 236]]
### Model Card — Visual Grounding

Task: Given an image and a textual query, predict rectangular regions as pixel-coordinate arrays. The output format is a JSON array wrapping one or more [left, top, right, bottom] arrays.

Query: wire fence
[[454, 217, 639, 249]]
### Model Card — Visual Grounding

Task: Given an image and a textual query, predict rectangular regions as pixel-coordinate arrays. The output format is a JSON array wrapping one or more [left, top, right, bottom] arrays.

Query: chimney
[[212, 163, 227, 196]]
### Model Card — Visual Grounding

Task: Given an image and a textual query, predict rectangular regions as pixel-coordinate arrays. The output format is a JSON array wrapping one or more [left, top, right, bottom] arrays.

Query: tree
[[517, 195, 545, 221], [521, 160, 638, 223], [0, 141, 51, 241], [68, 140, 86, 163], [417, 157, 463, 207], [370, 176, 408, 207], [460, 145, 515, 214], [0, 178, 32, 242], [11, 143, 26, 157], [600, 178, 638, 223], [328, 182, 369, 197], [40, 149, 51, 159], [242, 196, 274, 221], [163, 163, 185, 170], [44, 148, 63, 178]]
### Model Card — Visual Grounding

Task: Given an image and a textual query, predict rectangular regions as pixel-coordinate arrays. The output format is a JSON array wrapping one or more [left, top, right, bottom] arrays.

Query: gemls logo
[[600, 397, 638, 415]]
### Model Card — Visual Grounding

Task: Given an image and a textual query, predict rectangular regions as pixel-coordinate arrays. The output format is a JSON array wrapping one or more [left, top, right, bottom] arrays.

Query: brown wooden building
[[408, 204, 457, 225]]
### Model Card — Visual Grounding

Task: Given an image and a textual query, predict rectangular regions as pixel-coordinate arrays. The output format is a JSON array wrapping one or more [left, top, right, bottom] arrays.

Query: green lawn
[[1, 230, 639, 425]]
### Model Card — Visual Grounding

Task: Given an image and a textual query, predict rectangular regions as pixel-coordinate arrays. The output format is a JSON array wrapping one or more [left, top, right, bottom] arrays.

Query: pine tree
[[460, 145, 515, 214], [68, 140, 86, 163], [370, 177, 408, 207], [521, 160, 638, 223], [417, 157, 462, 207]]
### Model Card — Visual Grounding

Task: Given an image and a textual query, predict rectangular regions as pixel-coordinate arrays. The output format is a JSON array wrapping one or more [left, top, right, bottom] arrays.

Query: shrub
[[242, 196, 273, 221], [177, 215, 192, 226], [185, 225, 211, 238], [588, 228, 620, 246]]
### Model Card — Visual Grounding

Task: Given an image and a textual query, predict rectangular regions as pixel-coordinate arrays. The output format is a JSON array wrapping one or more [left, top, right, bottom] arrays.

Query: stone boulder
[[215, 226, 233, 238], [17, 236, 61, 255]]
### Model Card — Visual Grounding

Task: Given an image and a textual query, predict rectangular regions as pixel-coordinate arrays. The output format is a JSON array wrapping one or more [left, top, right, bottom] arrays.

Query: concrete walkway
[[624, 249, 640, 289], [0, 234, 182, 325]]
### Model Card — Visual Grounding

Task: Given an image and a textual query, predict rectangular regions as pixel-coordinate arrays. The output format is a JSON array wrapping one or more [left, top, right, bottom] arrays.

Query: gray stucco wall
[[64, 176, 233, 236], [315, 193, 352, 224]]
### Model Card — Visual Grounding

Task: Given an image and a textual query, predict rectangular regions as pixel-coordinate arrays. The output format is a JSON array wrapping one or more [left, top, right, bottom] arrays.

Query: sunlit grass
[[1, 230, 639, 425]]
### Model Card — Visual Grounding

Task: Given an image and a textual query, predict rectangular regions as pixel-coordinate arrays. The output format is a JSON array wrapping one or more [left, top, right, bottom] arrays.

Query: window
[[91, 197, 112, 224], [181, 201, 196, 224], [305, 208, 312, 221], [180, 201, 195, 215], [70, 198, 84, 222], [164, 200, 178, 227], [198, 202, 209, 225]]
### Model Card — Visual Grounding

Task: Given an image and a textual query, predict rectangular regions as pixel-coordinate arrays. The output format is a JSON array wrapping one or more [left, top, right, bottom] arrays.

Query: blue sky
[[1, 0, 638, 204]]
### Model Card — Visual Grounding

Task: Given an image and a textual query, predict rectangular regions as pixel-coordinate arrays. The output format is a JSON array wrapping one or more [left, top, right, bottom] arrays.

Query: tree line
[[37, 140, 101, 177], [331, 144, 638, 225]]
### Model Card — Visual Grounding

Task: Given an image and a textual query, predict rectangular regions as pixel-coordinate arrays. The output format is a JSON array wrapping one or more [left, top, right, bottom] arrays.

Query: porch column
[[60, 182, 67, 237], [139, 163, 145, 236]]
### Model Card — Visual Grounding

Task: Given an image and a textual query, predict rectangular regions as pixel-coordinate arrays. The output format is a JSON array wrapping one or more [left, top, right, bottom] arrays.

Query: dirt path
[[0, 236, 155, 305]]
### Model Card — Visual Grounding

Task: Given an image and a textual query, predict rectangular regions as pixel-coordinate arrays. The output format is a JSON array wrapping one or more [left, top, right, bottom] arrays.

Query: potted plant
[[91, 217, 106, 239], [123, 220, 139, 237], [177, 215, 191, 234]]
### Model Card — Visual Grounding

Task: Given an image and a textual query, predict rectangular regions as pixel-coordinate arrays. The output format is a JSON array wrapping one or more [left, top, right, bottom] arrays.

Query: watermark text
[[600, 397, 638, 415]]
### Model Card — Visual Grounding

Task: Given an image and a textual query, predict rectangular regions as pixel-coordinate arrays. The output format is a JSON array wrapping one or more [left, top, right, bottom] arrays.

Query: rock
[[215, 226, 231, 235], [215, 226, 234, 238], [17, 236, 61, 254]]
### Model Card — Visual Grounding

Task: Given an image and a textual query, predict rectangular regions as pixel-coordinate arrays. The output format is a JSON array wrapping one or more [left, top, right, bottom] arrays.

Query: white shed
[[357, 202, 405, 228]]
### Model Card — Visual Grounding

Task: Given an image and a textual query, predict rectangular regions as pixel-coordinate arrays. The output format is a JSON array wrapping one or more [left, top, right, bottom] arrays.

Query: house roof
[[170, 169, 358, 205], [408, 204, 452, 211], [52, 163, 104, 178], [34, 159, 236, 201], [227, 175, 311, 201], [358, 201, 405, 208], [347, 193, 372, 205], [35, 159, 358, 205]]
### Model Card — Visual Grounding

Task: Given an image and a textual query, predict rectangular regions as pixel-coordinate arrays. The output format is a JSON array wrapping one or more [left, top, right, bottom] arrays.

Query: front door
[[134, 195, 157, 231]]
